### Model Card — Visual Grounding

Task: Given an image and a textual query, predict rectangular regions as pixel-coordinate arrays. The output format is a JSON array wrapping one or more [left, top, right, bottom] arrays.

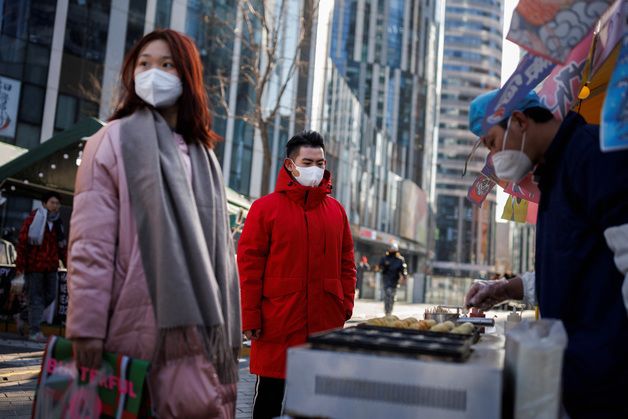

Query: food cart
[[284, 318, 503, 419]]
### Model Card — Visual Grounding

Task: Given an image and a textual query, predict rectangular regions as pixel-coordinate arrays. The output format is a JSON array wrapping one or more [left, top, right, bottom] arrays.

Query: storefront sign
[[55, 271, 68, 322], [0, 76, 21, 139], [0, 265, 20, 315]]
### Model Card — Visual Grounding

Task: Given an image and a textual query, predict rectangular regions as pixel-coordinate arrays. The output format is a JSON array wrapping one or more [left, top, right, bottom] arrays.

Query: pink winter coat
[[66, 120, 236, 418]]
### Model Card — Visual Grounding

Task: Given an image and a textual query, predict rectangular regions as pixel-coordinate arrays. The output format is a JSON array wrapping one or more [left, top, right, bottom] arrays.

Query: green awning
[[0, 118, 105, 205], [0, 117, 253, 214], [0, 142, 27, 167]]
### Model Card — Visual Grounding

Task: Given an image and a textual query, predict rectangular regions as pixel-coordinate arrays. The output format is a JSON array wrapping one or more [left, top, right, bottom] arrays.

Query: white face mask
[[492, 117, 533, 183], [290, 160, 325, 187], [134, 68, 182, 108]]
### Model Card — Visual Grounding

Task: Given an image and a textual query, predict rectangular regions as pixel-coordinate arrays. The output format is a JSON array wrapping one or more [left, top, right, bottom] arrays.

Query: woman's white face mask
[[134, 68, 182, 108], [492, 116, 534, 183]]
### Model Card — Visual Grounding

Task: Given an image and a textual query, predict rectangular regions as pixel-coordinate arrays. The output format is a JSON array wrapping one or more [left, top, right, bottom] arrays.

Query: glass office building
[[0, 0, 319, 199], [432, 0, 504, 279], [318, 0, 443, 273]]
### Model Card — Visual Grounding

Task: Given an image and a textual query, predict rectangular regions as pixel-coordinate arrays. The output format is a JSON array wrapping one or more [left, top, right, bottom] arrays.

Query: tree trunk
[[259, 121, 273, 197]]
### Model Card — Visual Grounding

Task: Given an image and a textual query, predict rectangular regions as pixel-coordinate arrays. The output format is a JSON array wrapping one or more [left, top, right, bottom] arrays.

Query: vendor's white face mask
[[492, 116, 534, 183], [134, 68, 182, 108], [290, 160, 325, 187]]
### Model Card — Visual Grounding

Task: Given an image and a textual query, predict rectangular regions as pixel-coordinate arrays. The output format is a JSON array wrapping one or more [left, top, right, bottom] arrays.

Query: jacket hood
[[274, 166, 332, 209]]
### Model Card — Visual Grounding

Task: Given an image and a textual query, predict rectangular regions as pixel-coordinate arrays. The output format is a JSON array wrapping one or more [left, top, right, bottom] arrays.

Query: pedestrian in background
[[378, 243, 407, 316], [66, 29, 241, 418], [356, 255, 370, 298], [15, 192, 66, 342], [238, 131, 356, 419]]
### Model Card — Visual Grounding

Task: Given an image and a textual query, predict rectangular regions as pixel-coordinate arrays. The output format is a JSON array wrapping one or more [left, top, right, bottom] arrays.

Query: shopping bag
[[504, 319, 568, 419], [32, 336, 151, 419]]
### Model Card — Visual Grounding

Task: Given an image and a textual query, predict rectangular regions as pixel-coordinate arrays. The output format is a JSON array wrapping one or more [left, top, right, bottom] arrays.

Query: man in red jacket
[[15, 192, 67, 342], [238, 131, 356, 419]]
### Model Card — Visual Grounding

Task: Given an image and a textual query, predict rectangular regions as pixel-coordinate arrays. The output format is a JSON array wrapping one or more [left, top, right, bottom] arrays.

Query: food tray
[[356, 323, 480, 344], [308, 326, 474, 362]]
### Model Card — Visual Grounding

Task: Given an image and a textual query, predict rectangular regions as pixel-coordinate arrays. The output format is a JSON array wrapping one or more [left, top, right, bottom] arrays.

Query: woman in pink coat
[[66, 29, 241, 418]]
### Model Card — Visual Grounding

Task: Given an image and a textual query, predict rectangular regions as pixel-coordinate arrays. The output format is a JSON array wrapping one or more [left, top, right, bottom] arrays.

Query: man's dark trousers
[[253, 376, 285, 419]]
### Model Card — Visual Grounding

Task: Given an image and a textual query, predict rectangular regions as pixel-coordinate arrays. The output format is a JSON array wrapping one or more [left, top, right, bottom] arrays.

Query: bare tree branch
[[210, 0, 320, 195]]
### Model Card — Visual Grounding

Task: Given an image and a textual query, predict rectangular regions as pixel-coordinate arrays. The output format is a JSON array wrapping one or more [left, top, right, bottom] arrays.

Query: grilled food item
[[443, 321, 456, 331], [430, 323, 450, 332], [451, 322, 474, 335]]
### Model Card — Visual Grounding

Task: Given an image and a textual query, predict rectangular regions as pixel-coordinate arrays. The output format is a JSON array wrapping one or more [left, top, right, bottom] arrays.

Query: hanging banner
[[481, 154, 509, 189], [501, 196, 529, 223], [600, 32, 628, 152], [507, 0, 614, 64], [467, 174, 496, 207], [526, 201, 539, 224], [504, 173, 541, 203], [590, 0, 626, 75], [467, 154, 507, 206], [536, 31, 593, 119], [0, 76, 21, 139], [482, 53, 555, 133]]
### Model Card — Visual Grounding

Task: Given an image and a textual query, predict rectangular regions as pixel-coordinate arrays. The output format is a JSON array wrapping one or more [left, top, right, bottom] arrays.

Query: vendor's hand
[[243, 329, 261, 340], [465, 277, 523, 311], [73, 338, 103, 370]]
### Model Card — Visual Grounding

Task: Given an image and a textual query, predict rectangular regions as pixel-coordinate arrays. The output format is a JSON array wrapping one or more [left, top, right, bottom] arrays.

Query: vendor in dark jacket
[[464, 90, 628, 418], [378, 243, 407, 316]]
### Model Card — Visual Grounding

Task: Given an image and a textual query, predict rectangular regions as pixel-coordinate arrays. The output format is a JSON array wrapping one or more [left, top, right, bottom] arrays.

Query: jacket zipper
[[304, 190, 310, 335]]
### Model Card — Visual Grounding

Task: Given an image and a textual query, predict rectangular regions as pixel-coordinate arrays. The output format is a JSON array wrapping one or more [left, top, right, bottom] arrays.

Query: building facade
[[432, 0, 504, 279], [313, 0, 443, 277], [1, 0, 443, 289]]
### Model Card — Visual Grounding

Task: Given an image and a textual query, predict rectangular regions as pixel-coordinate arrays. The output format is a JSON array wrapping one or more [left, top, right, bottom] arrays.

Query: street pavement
[[0, 300, 533, 418]]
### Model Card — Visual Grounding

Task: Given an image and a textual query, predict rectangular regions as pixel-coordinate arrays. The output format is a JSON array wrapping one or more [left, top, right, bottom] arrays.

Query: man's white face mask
[[290, 160, 325, 187], [134, 68, 182, 108], [492, 116, 534, 183]]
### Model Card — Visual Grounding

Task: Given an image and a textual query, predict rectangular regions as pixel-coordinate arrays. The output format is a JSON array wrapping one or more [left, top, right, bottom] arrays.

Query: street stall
[[284, 307, 504, 419], [284, 306, 569, 419], [284, 0, 626, 417]]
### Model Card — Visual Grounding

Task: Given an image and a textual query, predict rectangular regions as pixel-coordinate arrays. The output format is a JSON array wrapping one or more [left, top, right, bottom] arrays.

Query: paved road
[[0, 339, 42, 418]]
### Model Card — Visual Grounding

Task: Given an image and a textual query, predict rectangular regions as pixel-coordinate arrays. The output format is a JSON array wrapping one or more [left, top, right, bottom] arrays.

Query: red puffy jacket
[[15, 210, 67, 273], [238, 167, 356, 378]]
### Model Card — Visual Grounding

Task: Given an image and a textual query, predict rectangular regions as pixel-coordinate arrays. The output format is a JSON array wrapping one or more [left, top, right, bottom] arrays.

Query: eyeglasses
[[462, 138, 482, 177]]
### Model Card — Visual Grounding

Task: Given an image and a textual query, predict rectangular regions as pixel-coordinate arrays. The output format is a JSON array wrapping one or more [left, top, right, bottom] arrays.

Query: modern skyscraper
[[432, 0, 504, 279], [318, 0, 443, 275]]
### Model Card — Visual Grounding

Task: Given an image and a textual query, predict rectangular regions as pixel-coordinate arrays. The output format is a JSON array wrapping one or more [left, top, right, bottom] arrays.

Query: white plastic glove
[[465, 277, 524, 311], [604, 224, 628, 316]]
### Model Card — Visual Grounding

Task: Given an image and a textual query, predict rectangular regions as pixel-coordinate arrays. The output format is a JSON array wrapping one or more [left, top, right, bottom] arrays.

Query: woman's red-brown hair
[[109, 29, 221, 147]]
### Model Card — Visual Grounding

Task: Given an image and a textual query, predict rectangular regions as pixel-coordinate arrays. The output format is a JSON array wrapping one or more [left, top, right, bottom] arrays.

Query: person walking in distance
[[378, 243, 407, 316], [15, 192, 67, 342], [356, 256, 370, 298], [238, 131, 356, 419]]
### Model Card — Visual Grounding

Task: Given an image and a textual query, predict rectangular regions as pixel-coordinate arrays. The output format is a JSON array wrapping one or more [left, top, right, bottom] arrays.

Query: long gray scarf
[[119, 108, 241, 383]]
